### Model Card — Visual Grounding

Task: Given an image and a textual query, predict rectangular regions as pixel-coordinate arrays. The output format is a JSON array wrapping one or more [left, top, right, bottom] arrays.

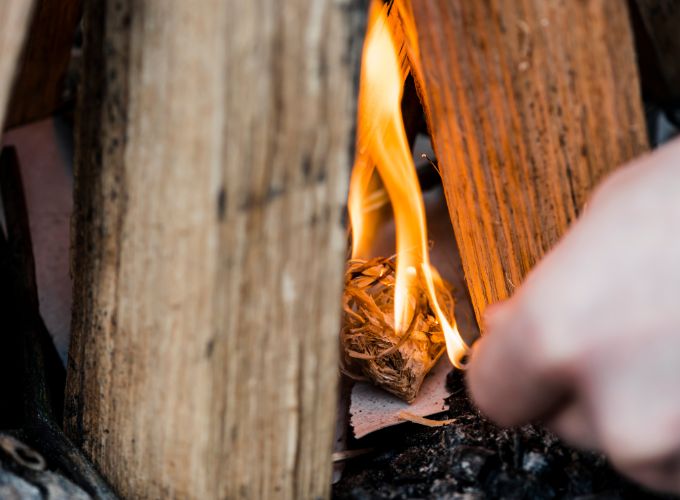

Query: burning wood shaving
[[397, 410, 456, 427], [340, 256, 453, 403]]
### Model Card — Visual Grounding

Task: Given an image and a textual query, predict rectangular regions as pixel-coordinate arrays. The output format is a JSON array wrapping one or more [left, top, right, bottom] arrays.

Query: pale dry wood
[[65, 0, 365, 499], [408, 0, 649, 326], [396, 411, 455, 427], [0, 1, 36, 130]]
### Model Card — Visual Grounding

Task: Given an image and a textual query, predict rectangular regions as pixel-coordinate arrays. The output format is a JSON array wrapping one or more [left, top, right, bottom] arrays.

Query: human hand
[[467, 138, 680, 493]]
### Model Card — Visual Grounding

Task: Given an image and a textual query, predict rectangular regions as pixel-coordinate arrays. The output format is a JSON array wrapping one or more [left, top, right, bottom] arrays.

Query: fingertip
[[466, 308, 570, 429], [465, 302, 518, 424], [466, 302, 526, 427], [465, 334, 527, 427]]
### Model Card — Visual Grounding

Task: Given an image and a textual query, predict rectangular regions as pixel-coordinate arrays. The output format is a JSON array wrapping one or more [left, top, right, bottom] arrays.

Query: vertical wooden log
[[64, 1, 365, 499], [0, 2, 35, 130], [410, 0, 648, 326]]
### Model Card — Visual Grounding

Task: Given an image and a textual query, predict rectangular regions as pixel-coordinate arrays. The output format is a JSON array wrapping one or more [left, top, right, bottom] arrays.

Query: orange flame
[[348, 1, 469, 368]]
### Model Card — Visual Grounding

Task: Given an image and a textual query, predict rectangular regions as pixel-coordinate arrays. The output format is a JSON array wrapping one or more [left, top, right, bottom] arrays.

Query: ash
[[333, 371, 675, 500]]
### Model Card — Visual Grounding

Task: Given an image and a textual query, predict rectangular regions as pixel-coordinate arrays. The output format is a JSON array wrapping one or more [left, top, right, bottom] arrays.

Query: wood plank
[[0, 1, 36, 130], [407, 0, 648, 327], [5, 0, 81, 129], [64, 0, 365, 498]]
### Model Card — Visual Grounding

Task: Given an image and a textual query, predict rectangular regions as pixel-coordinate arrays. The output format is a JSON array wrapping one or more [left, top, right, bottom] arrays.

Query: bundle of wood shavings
[[340, 256, 453, 403]]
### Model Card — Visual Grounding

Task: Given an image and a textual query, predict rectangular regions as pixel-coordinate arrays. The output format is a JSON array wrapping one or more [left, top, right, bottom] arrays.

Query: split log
[[409, 0, 649, 326], [5, 0, 81, 129], [64, 1, 365, 499], [0, 2, 36, 130]]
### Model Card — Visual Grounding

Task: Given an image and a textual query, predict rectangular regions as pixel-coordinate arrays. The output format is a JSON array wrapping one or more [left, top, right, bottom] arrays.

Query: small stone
[[451, 446, 495, 483], [522, 451, 549, 476]]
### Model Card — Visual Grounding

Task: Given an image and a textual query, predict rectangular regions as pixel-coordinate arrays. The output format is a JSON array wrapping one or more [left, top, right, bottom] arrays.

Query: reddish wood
[[408, 0, 649, 326]]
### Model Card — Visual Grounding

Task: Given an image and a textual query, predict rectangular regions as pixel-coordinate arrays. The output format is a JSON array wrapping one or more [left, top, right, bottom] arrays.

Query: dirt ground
[[333, 370, 675, 500]]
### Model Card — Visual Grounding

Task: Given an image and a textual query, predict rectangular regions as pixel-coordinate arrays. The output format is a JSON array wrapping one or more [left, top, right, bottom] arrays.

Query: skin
[[467, 137, 680, 493]]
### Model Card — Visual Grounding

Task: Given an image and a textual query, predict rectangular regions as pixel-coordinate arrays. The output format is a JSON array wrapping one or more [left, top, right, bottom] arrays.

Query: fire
[[348, 1, 469, 368]]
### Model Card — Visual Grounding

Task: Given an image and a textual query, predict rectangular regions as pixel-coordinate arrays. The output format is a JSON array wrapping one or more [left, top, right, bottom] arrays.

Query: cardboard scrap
[[350, 356, 453, 438]]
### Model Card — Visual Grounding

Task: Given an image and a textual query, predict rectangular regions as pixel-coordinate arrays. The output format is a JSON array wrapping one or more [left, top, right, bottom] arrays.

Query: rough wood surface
[[5, 0, 81, 129], [409, 0, 649, 326], [0, 1, 36, 130], [64, 1, 365, 499]]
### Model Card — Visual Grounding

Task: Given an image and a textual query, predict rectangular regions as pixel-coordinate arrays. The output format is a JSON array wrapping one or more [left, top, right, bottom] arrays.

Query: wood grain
[[5, 0, 81, 129], [0, 1, 36, 130], [409, 0, 648, 327], [64, 0, 365, 498]]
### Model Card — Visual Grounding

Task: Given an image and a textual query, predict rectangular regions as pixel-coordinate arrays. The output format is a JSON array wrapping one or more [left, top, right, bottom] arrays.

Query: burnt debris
[[334, 370, 674, 500]]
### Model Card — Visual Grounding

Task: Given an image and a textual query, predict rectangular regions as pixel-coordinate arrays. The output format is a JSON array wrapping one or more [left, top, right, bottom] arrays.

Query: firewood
[[405, 0, 649, 326], [0, 1, 36, 130], [64, 1, 365, 499]]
